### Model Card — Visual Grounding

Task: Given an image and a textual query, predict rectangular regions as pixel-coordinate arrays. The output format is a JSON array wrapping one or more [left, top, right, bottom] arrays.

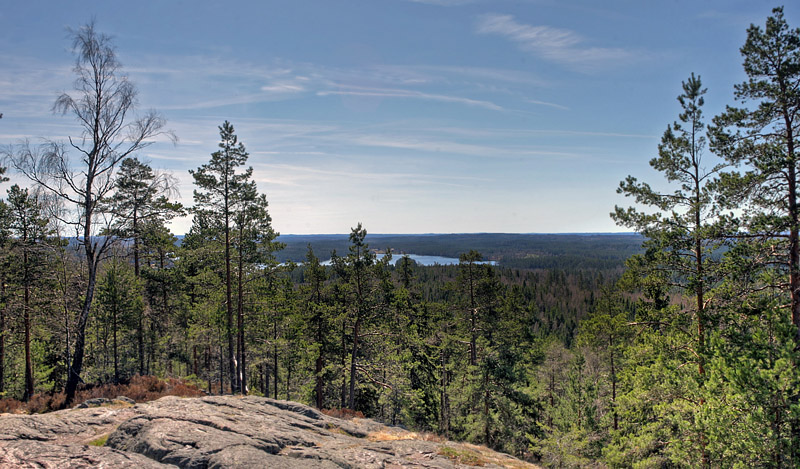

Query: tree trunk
[[206, 345, 211, 394], [138, 309, 145, 375], [483, 370, 490, 446], [784, 108, 800, 466], [468, 261, 477, 367], [113, 301, 119, 384], [159, 248, 169, 373], [694, 159, 709, 469], [273, 336, 279, 400], [60, 263, 70, 387], [134, 210, 144, 376], [65, 274, 96, 404], [286, 365, 291, 401], [147, 312, 155, 376], [470, 309, 477, 367], [440, 345, 449, 437], [610, 339, 617, 431], [0, 280, 5, 394], [341, 322, 347, 409], [23, 247, 33, 401], [237, 238, 246, 395], [193, 344, 198, 377], [265, 363, 270, 398], [133, 211, 139, 277], [65, 232, 98, 406], [261, 362, 266, 396], [315, 351, 324, 409], [219, 340, 224, 394], [348, 316, 361, 409], [314, 283, 324, 409], [225, 206, 236, 394]]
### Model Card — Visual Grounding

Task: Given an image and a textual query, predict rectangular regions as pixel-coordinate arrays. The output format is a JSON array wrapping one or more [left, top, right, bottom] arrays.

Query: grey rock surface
[[0, 395, 539, 468]]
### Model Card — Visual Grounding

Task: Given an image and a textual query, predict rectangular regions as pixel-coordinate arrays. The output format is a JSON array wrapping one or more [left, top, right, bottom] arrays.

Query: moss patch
[[438, 446, 485, 466], [88, 434, 109, 447]]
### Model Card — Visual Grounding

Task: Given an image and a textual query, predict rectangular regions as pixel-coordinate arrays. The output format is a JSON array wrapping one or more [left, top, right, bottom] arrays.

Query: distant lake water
[[322, 253, 496, 266]]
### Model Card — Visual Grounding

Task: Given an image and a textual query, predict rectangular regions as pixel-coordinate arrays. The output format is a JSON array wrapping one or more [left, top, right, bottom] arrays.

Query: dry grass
[[321, 408, 365, 420], [0, 375, 205, 414], [368, 429, 445, 443]]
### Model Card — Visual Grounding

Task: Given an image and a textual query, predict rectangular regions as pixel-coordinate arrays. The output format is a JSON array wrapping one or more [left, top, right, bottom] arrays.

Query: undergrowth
[[0, 375, 204, 414]]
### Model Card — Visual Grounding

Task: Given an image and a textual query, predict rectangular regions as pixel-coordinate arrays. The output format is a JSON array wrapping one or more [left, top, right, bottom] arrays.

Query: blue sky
[[0, 1, 793, 234]]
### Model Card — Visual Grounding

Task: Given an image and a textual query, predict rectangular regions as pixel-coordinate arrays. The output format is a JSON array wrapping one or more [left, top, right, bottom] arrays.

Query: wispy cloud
[[526, 99, 569, 111], [260, 82, 305, 93], [406, 0, 478, 5], [335, 133, 580, 159], [476, 14, 634, 72], [375, 64, 547, 87], [121, 54, 530, 113], [0, 54, 73, 118], [318, 86, 504, 111], [253, 162, 490, 186]]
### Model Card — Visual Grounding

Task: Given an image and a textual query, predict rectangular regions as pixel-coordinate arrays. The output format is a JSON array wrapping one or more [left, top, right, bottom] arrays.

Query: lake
[[322, 253, 497, 266]]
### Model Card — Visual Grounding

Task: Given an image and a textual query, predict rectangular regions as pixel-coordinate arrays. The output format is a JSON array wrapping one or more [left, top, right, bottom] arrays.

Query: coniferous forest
[[2, 7, 800, 468]]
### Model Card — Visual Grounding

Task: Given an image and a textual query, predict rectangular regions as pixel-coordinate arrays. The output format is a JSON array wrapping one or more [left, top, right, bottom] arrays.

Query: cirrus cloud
[[476, 14, 634, 72]]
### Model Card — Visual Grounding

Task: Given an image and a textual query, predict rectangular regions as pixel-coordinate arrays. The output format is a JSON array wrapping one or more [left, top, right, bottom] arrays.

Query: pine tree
[[107, 157, 182, 375], [97, 258, 143, 384], [0, 169, 11, 397], [190, 121, 253, 393], [7, 185, 52, 400], [302, 245, 330, 408], [613, 74, 725, 467], [709, 8, 800, 461], [710, 6, 800, 341], [331, 223, 392, 409], [232, 189, 281, 395]]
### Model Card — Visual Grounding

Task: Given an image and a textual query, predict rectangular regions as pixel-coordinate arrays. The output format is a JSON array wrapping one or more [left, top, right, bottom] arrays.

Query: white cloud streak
[[317, 87, 504, 111], [476, 14, 634, 72], [406, 0, 478, 5], [526, 99, 569, 110]]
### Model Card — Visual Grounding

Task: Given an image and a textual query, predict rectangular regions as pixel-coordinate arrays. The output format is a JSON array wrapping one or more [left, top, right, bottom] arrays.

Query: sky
[[0, 1, 795, 235]]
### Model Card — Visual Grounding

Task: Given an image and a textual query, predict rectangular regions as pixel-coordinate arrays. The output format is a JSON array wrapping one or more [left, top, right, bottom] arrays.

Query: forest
[[277, 232, 643, 271], [1, 7, 800, 468]]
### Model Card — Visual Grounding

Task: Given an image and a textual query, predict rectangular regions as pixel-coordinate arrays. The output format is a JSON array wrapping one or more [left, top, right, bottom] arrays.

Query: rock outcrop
[[0, 395, 539, 468]]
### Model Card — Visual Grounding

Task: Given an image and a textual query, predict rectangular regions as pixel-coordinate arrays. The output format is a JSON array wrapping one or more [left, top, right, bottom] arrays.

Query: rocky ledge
[[0, 395, 539, 468]]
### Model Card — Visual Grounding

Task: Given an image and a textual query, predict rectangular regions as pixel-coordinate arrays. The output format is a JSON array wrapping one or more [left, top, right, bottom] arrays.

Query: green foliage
[[95, 259, 143, 383]]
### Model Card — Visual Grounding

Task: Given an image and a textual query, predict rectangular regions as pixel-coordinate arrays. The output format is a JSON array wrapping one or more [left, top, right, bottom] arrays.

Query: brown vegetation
[[0, 375, 204, 414], [321, 407, 365, 420]]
